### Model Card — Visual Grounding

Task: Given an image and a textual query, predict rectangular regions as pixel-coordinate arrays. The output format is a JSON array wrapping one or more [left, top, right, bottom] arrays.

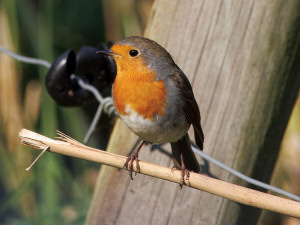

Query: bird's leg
[[179, 153, 187, 188], [124, 140, 145, 180], [178, 140, 190, 188]]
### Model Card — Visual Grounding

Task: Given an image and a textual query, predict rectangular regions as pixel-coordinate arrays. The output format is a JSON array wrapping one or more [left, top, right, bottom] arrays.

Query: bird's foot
[[171, 166, 190, 188], [124, 151, 140, 180], [179, 166, 190, 189]]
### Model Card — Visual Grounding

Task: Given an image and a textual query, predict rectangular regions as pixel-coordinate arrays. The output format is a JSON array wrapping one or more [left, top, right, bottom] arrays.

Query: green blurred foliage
[[0, 0, 153, 224]]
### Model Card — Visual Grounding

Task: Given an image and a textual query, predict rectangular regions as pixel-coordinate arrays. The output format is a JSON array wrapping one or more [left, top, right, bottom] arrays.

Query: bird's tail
[[170, 133, 200, 172]]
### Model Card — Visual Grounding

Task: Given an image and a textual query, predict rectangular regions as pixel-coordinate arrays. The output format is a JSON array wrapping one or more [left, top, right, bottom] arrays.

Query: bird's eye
[[129, 49, 139, 57]]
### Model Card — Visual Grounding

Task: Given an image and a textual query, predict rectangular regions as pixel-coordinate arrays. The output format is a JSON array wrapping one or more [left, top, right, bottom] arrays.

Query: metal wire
[[192, 146, 300, 201], [70, 74, 117, 143], [0, 46, 51, 68], [1, 45, 299, 202]]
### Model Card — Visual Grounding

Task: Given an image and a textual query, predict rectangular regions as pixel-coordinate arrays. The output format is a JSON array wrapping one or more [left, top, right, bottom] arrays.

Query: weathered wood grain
[[85, 0, 300, 224]]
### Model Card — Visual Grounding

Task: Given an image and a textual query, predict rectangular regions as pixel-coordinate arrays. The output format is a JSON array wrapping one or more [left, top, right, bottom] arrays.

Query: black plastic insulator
[[45, 45, 116, 106]]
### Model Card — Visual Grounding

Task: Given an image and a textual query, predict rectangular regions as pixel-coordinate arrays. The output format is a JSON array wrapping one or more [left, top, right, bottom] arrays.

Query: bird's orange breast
[[112, 56, 167, 120]]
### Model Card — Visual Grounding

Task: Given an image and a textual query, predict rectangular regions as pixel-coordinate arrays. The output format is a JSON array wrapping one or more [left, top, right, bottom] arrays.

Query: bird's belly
[[120, 105, 189, 143]]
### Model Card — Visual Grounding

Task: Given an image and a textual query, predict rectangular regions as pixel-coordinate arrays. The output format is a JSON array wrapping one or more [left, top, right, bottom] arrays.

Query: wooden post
[[85, 0, 300, 224]]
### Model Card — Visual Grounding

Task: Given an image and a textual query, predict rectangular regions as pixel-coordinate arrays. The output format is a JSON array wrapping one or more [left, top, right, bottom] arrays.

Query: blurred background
[[0, 0, 153, 224], [0, 0, 299, 224]]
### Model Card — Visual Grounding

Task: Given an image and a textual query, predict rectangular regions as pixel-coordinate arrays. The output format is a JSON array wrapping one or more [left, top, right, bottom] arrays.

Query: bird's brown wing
[[173, 68, 204, 150]]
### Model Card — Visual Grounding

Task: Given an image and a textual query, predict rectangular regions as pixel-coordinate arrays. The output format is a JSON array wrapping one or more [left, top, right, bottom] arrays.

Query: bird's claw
[[172, 166, 190, 188], [124, 152, 140, 180], [180, 167, 190, 189]]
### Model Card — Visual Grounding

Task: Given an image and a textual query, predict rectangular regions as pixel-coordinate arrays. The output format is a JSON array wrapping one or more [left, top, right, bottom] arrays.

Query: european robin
[[97, 36, 204, 186]]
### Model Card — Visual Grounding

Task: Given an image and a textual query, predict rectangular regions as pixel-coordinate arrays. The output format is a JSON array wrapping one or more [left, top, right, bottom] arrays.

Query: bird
[[97, 36, 204, 186]]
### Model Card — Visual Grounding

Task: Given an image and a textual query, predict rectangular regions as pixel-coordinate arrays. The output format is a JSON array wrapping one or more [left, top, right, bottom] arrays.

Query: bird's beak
[[96, 50, 120, 58]]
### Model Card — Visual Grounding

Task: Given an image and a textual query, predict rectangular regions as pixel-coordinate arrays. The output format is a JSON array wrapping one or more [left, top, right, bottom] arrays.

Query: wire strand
[[70, 74, 118, 143], [1, 45, 299, 202], [192, 146, 300, 201], [83, 103, 104, 144], [0, 46, 51, 68]]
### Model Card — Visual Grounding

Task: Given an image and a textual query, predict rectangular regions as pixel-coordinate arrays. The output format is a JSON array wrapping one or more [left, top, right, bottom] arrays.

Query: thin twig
[[26, 146, 49, 171], [19, 128, 300, 218]]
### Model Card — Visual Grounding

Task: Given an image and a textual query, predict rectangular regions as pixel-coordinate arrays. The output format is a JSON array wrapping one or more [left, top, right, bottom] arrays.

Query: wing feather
[[172, 67, 204, 150]]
